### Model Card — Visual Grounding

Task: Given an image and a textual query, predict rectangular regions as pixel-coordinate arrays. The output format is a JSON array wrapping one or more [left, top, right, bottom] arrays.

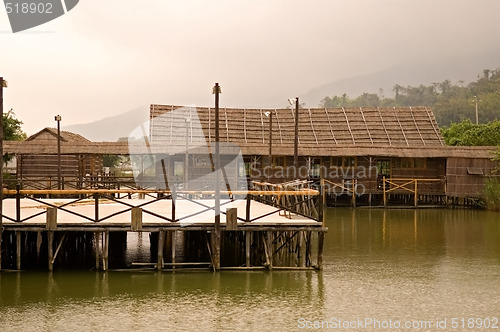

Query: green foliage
[[3, 110, 26, 141], [103, 155, 122, 168], [482, 177, 500, 211], [319, 68, 500, 127], [440, 120, 500, 146], [3, 110, 27, 165]]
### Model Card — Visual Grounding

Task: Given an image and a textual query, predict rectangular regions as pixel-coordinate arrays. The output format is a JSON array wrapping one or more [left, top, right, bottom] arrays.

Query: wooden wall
[[17, 154, 103, 178], [446, 157, 498, 198]]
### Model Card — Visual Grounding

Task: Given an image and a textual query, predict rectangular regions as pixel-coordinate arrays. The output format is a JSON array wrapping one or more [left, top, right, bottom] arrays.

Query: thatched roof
[[150, 105, 445, 147], [3, 105, 496, 159], [26, 127, 91, 143], [3, 141, 496, 159]]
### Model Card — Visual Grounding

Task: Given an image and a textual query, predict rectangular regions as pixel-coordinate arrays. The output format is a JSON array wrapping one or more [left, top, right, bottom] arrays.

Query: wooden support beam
[[226, 207, 237, 231], [94, 194, 99, 222], [94, 231, 100, 271], [48, 231, 54, 271], [131, 207, 143, 231], [157, 231, 165, 271], [245, 231, 251, 267], [245, 197, 251, 222], [264, 231, 272, 270], [52, 232, 67, 266], [317, 231, 324, 270], [305, 231, 312, 267], [16, 231, 21, 270], [383, 176, 387, 207], [103, 231, 109, 271], [414, 180, 418, 208], [171, 231, 176, 270], [299, 231, 306, 267], [0, 227, 2, 270], [46, 207, 57, 231]]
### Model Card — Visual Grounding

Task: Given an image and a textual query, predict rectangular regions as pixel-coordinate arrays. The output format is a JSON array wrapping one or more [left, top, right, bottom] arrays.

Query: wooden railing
[[1, 187, 321, 226], [382, 177, 442, 207]]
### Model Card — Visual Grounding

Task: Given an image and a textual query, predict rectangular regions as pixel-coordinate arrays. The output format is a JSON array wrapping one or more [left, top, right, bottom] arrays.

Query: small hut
[[15, 128, 102, 189]]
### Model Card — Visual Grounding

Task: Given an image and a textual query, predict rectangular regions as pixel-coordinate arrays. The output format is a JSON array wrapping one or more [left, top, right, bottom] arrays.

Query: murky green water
[[1, 208, 499, 331]]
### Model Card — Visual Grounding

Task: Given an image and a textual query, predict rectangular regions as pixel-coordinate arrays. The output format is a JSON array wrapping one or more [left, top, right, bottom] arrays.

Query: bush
[[482, 177, 500, 210]]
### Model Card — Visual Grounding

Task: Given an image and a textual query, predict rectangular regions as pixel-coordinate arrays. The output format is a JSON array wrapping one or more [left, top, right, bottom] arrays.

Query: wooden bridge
[[0, 184, 326, 272]]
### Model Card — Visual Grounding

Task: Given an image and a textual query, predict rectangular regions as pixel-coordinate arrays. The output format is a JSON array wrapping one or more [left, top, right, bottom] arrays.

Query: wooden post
[[305, 231, 312, 267], [48, 231, 54, 271], [317, 231, 324, 270], [226, 207, 237, 231], [298, 231, 306, 267], [94, 231, 100, 270], [171, 231, 176, 270], [318, 179, 324, 225], [131, 207, 143, 231], [351, 180, 356, 208], [46, 207, 57, 231], [0, 224, 2, 270], [213, 82, 221, 271], [103, 231, 109, 271], [16, 231, 21, 270], [157, 231, 165, 271], [383, 176, 387, 207], [171, 185, 176, 222], [245, 195, 251, 222], [94, 194, 99, 222], [264, 232, 272, 270], [245, 231, 251, 267], [414, 179, 418, 208], [16, 184, 21, 222]]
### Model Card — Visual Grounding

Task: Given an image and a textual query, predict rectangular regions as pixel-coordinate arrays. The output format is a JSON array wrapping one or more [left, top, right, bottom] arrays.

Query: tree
[[3, 110, 27, 164], [440, 120, 500, 146], [3, 109, 26, 141]]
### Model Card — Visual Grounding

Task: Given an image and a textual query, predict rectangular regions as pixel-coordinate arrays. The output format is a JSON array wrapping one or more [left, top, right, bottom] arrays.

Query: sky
[[1, 0, 500, 136]]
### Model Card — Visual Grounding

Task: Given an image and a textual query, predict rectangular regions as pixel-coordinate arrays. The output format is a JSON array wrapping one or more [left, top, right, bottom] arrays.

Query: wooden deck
[[0, 189, 326, 272], [1, 197, 321, 231]]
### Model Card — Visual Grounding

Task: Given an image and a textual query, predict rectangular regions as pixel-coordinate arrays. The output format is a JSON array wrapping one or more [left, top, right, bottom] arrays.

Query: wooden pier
[[0, 187, 326, 272]]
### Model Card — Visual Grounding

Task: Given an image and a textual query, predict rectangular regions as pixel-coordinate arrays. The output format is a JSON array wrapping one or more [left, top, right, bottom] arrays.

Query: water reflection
[[1, 208, 499, 331]]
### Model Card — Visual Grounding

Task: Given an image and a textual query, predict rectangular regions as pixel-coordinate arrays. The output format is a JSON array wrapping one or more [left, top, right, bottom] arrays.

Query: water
[[1, 208, 499, 331]]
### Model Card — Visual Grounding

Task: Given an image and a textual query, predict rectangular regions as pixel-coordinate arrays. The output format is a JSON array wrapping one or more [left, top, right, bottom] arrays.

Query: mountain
[[65, 51, 500, 141], [299, 51, 500, 107], [65, 106, 150, 142]]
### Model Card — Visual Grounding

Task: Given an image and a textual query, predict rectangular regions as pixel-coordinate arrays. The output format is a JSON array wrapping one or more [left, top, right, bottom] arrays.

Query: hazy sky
[[1, 0, 500, 135]]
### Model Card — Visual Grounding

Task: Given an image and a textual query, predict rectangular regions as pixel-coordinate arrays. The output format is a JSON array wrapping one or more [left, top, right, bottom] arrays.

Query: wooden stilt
[[383, 176, 387, 207], [414, 180, 418, 207], [48, 231, 54, 271], [263, 231, 272, 270], [0, 227, 3, 270], [16, 231, 21, 270], [305, 231, 312, 267], [317, 231, 324, 270], [298, 231, 306, 267], [46, 206, 57, 271], [157, 231, 165, 271], [171, 231, 176, 270], [103, 231, 109, 271], [245, 231, 251, 267], [94, 231, 100, 270]]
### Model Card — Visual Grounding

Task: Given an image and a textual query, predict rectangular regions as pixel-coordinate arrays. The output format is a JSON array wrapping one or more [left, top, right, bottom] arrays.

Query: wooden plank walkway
[[1, 197, 321, 230]]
